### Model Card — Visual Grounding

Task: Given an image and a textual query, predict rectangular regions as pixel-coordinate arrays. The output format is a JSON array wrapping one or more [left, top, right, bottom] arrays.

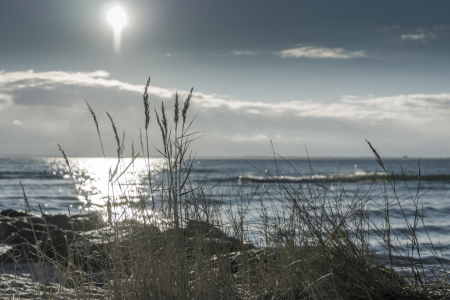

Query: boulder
[[228, 248, 276, 273], [6, 219, 57, 233], [0, 209, 37, 218], [43, 229, 69, 255], [0, 215, 12, 222], [0, 243, 39, 262], [69, 218, 99, 231], [45, 212, 103, 231], [68, 240, 111, 271], [4, 228, 48, 244], [185, 220, 226, 238], [3, 227, 79, 259], [186, 236, 255, 258], [15, 216, 45, 224], [375, 267, 408, 287], [71, 211, 103, 225], [45, 213, 70, 224], [205, 248, 277, 275], [0, 222, 19, 239]]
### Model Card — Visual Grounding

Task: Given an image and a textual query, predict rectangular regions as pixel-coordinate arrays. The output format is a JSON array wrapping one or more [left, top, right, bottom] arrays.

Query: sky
[[1, 1, 450, 158]]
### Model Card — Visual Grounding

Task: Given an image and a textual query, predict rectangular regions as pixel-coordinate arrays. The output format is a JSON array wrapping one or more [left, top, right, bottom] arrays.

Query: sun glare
[[108, 6, 127, 32], [107, 6, 127, 54]]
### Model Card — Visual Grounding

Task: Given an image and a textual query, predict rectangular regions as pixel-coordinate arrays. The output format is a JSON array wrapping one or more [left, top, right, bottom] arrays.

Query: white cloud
[[0, 69, 449, 157], [223, 134, 268, 142], [400, 29, 436, 42], [2, 70, 447, 125], [0, 70, 175, 100], [213, 50, 258, 57], [401, 33, 427, 40], [275, 46, 366, 59], [192, 91, 450, 122], [230, 50, 257, 56]]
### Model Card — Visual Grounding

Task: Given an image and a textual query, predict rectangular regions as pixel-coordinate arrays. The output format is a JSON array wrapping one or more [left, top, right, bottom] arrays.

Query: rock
[[185, 220, 226, 238], [15, 216, 45, 225], [39, 229, 80, 259], [376, 267, 408, 287], [40, 229, 68, 257], [229, 248, 276, 273], [0, 209, 37, 218], [5, 219, 57, 233], [45, 212, 103, 231], [0, 222, 19, 239], [3, 228, 79, 259], [161, 227, 185, 239], [0, 215, 12, 222], [0, 243, 39, 262], [69, 218, 99, 231], [45, 213, 70, 224], [71, 211, 103, 225], [68, 240, 111, 271], [187, 236, 255, 258], [32, 222, 58, 232], [206, 248, 277, 274], [3, 228, 48, 244]]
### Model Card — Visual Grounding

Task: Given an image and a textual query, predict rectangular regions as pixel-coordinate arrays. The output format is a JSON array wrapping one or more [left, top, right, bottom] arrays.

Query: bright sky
[[1, 1, 450, 157]]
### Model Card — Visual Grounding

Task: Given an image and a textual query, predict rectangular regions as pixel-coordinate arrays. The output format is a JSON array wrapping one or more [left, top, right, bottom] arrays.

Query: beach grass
[[3, 77, 450, 299]]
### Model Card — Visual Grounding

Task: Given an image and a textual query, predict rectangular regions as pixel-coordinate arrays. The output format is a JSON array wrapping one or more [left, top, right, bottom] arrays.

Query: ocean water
[[1, 156, 450, 270]]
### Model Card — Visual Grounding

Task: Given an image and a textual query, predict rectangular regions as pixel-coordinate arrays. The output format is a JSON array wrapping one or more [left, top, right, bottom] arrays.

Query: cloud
[[400, 33, 428, 41], [213, 50, 258, 57], [400, 29, 437, 42], [0, 69, 449, 157], [193, 91, 450, 122], [274, 46, 366, 59], [230, 50, 257, 56], [0, 70, 175, 108]]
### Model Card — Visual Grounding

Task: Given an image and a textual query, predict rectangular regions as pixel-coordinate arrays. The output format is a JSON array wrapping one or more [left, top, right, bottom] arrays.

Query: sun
[[107, 6, 127, 32], [107, 5, 127, 54]]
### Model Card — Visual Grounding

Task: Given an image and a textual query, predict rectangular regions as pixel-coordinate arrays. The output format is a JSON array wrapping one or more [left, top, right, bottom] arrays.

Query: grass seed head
[[107, 111, 121, 159], [174, 91, 179, 125], [182, 87, 193, 125]]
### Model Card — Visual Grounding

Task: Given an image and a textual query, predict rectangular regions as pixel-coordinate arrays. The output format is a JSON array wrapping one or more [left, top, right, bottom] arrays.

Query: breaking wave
[[236, 172, 450, 183]]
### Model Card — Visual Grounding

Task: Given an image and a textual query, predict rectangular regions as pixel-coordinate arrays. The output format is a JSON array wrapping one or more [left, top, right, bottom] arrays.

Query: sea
[[1, 156, 450, 272]]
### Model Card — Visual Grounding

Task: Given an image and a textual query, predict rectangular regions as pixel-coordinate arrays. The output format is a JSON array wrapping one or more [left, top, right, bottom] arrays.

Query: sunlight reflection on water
[[69, 157, 165, 208], [64, 157, 170, 225]]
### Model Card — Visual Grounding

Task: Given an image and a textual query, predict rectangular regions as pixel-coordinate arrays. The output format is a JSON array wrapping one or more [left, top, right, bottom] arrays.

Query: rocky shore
[[0, 209, 108, 299], [0, 209, 271, 299]]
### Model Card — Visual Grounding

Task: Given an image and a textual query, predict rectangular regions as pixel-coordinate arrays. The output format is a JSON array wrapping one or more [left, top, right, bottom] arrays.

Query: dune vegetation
[[1, 77, 449, 300]]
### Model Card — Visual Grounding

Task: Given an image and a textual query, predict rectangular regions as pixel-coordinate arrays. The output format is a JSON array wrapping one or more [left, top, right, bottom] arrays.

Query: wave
[[236, 173, 450, 183]]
